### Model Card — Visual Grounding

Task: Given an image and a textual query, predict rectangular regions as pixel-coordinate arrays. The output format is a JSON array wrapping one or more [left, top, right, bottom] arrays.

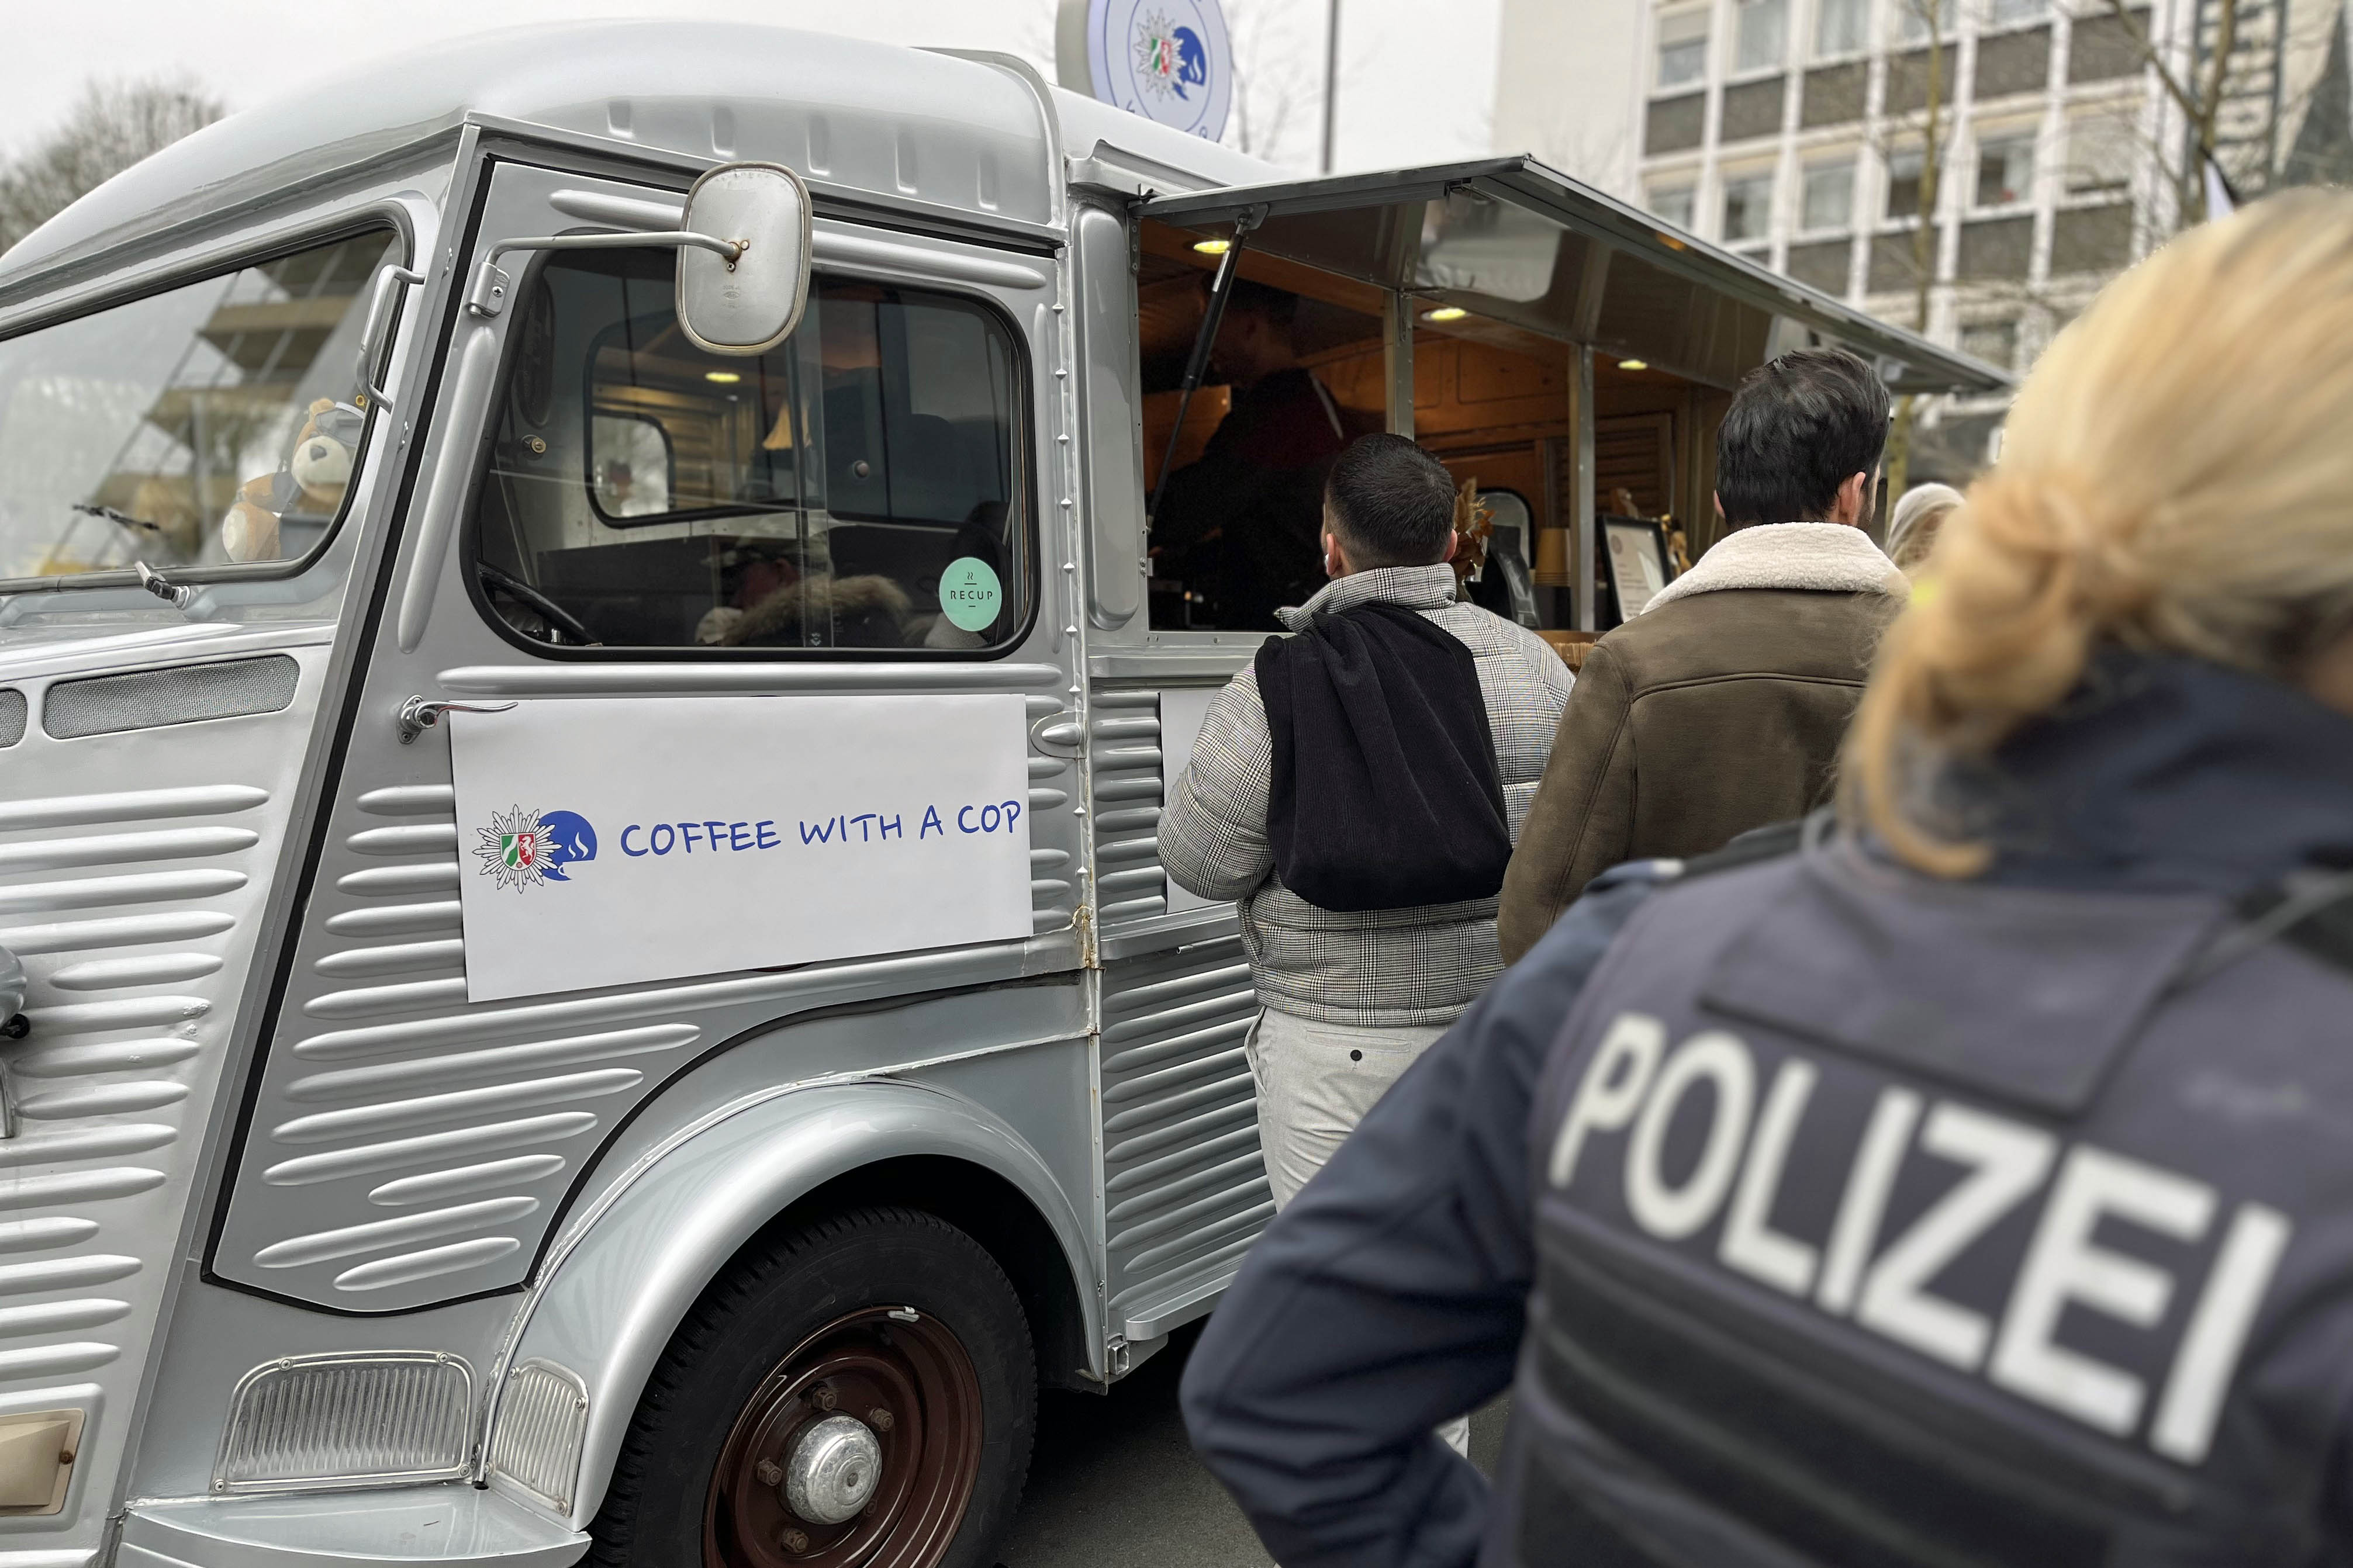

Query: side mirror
[[677, 162, 813, 358]]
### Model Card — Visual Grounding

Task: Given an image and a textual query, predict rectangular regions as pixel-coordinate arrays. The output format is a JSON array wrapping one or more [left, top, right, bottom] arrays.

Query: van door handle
[[357, 264, 424, 411], [398, 696, 517, 745]]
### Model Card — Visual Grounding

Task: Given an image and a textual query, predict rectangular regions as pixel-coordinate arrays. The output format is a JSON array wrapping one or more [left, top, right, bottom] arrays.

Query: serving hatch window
[[0, 231, 395, 582], [471, 248, 1031, 654]]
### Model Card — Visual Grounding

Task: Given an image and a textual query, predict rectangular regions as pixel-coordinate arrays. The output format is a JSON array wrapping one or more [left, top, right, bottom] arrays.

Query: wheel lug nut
[[780, 1526, 810, 1553], [868, 1407, 894, 1432], [755, 1458, 783, 1486], [811, 1385, 838, 1411]]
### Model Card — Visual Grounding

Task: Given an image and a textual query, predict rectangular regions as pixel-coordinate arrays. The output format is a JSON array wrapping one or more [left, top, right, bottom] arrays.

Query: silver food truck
[[0, 23, 2004, 1567]]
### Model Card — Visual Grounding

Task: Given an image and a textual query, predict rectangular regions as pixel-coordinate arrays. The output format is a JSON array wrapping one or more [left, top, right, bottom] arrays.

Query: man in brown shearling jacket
[[1497, 348, 1909, 961]]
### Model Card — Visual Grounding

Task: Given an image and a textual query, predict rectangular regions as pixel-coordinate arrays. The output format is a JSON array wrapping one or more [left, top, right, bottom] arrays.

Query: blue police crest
[[1134, 14, 1212, 103], [473, 805, 596, 892]]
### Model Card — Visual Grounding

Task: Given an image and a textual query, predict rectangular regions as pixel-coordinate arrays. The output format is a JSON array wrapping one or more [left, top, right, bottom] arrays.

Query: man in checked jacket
[[1162, 437, 1571, 1374]]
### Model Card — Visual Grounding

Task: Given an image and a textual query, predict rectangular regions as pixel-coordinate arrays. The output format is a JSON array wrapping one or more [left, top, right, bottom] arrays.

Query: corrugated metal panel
[[1098, 939, 1267, 1323], [217, 682, 1087, 1311], [1089, 691, 1166, 926], [0, 784, 269, 1387], [1027, 695, 1078, 933], [0, 638, 326, 1558]]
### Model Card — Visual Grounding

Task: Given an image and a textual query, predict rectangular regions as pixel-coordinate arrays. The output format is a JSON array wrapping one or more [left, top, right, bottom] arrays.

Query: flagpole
[[1321, 0, 1342, 172]]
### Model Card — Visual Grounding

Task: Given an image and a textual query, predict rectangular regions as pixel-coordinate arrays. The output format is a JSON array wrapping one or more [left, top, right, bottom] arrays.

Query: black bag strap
[[2171, 868, 2353, 993]]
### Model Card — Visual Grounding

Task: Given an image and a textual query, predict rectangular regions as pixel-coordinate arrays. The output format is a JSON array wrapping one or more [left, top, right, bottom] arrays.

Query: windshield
[[0, 230, 395, 583]]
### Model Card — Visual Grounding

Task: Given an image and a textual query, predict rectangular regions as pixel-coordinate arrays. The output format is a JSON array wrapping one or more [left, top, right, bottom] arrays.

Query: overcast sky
[[5, 0, 1502, 175]]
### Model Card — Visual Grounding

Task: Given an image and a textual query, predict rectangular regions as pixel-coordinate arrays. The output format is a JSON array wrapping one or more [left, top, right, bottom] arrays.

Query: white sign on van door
[[448, 695, 1033, 1003]]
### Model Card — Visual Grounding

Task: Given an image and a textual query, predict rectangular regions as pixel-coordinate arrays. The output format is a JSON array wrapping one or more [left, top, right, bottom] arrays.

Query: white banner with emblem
[[448, 695, 1034, 1003]]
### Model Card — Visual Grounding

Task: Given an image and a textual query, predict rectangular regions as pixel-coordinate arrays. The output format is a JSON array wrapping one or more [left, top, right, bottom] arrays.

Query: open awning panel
[[1138, 157, 2009, 397]]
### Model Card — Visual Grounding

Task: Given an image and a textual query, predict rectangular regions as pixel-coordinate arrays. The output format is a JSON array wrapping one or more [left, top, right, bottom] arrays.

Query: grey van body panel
[[119, 1283, 520, 1500], [206, 157, 1090, 1315], [492, 1069, 1097, 1529], [0, 634, 333, 1566], [119, 1483, 587, 1567], [0, 147, 467, 1561], [0, 30, 1297, 1562]]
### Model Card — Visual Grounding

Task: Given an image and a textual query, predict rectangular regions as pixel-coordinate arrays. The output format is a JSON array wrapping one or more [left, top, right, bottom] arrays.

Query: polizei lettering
[[1547, 1012, 2293, 1467]]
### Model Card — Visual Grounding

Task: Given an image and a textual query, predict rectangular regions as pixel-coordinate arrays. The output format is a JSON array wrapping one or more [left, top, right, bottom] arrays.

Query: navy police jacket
[[1180, 654, 2353, 1567]]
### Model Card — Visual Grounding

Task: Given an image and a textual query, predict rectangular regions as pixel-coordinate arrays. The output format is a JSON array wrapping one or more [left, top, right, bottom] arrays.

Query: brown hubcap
[[704, 1307, 983, 1568]]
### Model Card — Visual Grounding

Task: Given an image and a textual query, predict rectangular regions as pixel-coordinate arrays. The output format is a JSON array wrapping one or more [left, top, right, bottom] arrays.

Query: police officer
[[1180, 190, 2353, 1567]]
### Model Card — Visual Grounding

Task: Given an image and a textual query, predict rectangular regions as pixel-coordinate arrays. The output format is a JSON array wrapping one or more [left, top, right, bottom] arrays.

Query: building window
[[1650, 182, 1699, 229], [1723, 172, 1777, 241], [1961, 317, 2019, 368], [1737, 0, 1789, 71], [1885, 147, 1927, 218], [1985, 0, 2048, 25], [1802, 161, 1856, 229], [2065, 116, 2136, 196], [1894, 0, 1958, 44], [1975, 135, 2036, 206], [1815, 0, 1868, 56], [1657, 8, 1711, 87]]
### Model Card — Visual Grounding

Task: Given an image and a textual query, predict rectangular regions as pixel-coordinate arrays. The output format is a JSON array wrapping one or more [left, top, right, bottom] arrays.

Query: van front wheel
[[589, 1206, 1036, 1568]]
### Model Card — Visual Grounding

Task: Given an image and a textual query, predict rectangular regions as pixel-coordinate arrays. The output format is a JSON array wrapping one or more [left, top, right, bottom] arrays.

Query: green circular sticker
[[939, 557, 1003, 632]]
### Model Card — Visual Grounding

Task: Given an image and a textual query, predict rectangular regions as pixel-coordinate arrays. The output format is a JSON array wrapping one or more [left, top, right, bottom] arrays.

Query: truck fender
[[485, 1078, 1099, 1529]]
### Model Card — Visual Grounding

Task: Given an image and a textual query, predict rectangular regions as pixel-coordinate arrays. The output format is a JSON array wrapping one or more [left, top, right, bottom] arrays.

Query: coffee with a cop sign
[[449, 695, 1032, 1002]]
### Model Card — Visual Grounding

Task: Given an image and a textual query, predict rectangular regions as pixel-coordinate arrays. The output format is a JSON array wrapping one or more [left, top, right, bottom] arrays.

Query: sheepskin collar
[[1642, 521, 1906, 614]]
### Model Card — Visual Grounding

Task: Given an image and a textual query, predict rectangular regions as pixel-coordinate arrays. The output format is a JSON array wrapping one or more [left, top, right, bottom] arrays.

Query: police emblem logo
[[1132, 10, 1210, 103], [474, 806, 597, 892], [1075, 0, 1231, 140]]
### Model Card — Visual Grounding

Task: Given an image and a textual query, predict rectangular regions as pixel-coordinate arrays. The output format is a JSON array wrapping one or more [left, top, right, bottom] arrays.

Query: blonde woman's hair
[[1846, 190, 2353, 876]]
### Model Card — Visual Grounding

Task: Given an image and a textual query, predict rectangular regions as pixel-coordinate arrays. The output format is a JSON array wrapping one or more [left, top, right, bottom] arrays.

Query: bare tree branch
[[1883, 0, 1957, 501], [2094, 0, 2247, 225], [2100, 0, 2207, 134], [1221, 0, 1319, 167], [0, 77, 223, 253]]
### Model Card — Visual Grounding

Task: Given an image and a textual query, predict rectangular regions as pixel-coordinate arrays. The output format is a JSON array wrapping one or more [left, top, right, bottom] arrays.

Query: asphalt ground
[[996, 1322, 1509, 1568]]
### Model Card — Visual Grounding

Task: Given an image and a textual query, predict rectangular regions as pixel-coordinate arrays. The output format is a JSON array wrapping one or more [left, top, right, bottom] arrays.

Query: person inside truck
[[1150, 279, 1353, 631]]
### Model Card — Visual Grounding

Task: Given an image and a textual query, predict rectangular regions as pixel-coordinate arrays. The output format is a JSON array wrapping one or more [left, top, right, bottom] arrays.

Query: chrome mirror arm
[[465, 231, 747, 319]]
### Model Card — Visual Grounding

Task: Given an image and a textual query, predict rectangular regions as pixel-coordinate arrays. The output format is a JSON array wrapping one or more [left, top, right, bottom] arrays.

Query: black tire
[[589, 1205, 1037, 1568]]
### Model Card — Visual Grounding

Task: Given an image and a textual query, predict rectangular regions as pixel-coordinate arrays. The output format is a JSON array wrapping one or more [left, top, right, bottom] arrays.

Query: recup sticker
[[448, 694, 1033, 1002]]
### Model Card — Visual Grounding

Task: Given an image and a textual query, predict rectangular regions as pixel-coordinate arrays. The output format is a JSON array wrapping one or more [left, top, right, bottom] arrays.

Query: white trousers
[[1246, 1005, 1472, 1458]]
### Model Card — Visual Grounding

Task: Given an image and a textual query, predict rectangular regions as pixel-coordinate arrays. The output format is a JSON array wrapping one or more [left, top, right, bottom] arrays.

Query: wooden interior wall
[[1682, 387, 1732, 556], [1592, 413, 1675, 520], [1136, 314, 1729, 584]]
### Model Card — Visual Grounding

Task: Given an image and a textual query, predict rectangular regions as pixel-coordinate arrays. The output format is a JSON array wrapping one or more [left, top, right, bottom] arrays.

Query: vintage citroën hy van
[[0, 23, 2002, 1568]]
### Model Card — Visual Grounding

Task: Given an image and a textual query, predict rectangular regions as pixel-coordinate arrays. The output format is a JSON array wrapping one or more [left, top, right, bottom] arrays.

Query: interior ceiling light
[[1191, 238, 1232, 255], [1618, 359, 1649, 371], [1424, 305, 1469, 322], [704, 371, 743, 384]]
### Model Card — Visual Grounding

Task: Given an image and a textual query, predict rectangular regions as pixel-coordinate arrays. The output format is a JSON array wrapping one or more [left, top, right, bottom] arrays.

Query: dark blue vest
[[1518, 839, 2353, 1567]]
